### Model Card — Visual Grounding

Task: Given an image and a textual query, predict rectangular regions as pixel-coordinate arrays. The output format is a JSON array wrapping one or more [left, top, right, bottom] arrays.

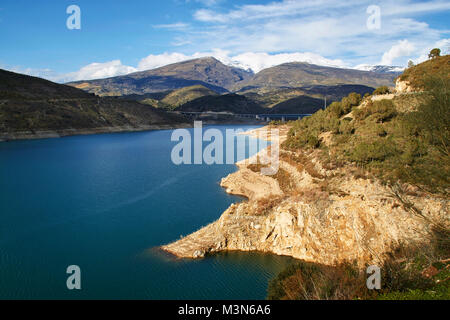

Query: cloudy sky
[[0, 0, 449, 82]]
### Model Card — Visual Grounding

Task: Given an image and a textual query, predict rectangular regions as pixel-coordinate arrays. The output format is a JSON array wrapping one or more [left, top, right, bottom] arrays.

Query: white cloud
[[5, 66, 59, 80], [153, 22, 190, 30], [413, 38, 450, 64], [182, 0, 450, 67], [138, 52, 195, 70], [380, 40, 416, 65], [227, 52, 348, 72], [62, 60, 137, 82]]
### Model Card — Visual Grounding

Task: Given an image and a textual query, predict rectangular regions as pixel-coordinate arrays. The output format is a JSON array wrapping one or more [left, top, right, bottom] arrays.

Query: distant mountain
[[177, 94, 265, 114], [354, 64, 404, 73], [234, 62, 397, 91], [67, 57, 253, 96], [0, 69, 185, 137]]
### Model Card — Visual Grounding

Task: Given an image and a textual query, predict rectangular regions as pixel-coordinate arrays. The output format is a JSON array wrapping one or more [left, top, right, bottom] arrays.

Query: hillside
[[177, 93, 265, 114], [161, 85, 218, 109], [269, 95, 325, 114], [68, 57, 253, 96], [0, 69, 186, 140], [241, 84, 374, 109], [398, 55, 450, 90], [235, 62, 397, 90]]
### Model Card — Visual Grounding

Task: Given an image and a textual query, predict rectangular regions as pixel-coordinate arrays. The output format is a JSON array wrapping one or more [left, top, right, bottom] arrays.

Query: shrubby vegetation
[[268, 242, 449, 300], [373, 86, 390, 95], [399, 55, 450, 90], [284, 72, 449, 194]]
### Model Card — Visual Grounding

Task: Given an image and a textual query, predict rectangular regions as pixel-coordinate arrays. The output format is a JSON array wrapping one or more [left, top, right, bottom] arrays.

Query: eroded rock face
[[220, 168, 283, 201], [162, 126, 449, 267], [395, 78, 414, 93]]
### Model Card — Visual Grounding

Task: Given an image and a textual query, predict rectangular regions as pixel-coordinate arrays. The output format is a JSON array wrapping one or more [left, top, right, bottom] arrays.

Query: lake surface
[[0, 125, 296, 299]]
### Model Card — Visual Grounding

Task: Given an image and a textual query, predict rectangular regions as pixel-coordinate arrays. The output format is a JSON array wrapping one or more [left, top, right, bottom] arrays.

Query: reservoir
[[0, 125, 295, 299]]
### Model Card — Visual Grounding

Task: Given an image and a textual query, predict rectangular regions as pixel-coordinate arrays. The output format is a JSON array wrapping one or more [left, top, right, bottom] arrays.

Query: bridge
[[175, 111, 312, 122]]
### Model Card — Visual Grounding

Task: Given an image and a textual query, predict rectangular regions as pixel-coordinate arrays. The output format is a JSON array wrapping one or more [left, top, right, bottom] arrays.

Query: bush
[[350, 138, 395, 164], [268, 241, 450, 300], [373, 86, 390, 95], [339, 120, 354, 135], [370, 100, 397, 122], [328, 101, 344, 117], [267, 261, 366, 300]]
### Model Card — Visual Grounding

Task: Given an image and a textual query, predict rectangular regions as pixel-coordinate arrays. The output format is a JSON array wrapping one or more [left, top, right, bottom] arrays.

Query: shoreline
[[0, 120, 265, 143], [161, 124, 288, 259]]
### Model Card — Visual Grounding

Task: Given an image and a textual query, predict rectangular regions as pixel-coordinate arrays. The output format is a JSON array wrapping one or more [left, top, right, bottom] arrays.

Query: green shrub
[[373, 86, 390, 95], [339, 120, 354, 135], [350, 138, 395, 164]]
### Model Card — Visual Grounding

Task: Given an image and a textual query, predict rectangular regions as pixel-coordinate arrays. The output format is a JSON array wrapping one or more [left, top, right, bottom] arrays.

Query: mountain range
[[63, 57, 399, 115], [67, 57, 399, 97], [233, 62, 397, 92]]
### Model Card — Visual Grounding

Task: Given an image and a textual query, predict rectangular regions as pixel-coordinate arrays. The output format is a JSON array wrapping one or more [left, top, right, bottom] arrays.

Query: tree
[[373, 86, 390, 95], [407, 60, 415, 68], [428, 48, 441, 59]]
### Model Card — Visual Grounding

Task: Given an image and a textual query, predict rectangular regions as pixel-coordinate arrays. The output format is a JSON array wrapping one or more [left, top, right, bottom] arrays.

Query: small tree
[[407, 60, 415, 68], [373, 86, 390, 95], [428, 48, 441, 59]]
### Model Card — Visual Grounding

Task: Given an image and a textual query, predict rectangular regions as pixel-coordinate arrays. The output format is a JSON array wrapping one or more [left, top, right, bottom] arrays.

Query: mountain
[[355, 64, 404, 73], [234, 62, 398, 91], [0, 69, 186, 138], [67, 57, 253, 96], [177, 94, 265, 114]]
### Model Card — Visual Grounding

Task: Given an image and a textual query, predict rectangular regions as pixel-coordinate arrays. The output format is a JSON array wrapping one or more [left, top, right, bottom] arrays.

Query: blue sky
[[0, 0, 449, 82]]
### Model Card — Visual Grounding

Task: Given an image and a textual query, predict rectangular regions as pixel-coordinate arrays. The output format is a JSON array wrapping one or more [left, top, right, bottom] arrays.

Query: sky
[[0, 0, 449, 82]]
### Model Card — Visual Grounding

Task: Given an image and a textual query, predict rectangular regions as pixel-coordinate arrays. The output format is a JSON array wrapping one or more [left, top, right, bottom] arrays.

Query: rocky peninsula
[[163, 90, 449, 267]]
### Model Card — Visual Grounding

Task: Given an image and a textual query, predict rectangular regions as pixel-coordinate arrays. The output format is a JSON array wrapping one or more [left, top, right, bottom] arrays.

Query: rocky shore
[[162, 125, 448, 266]]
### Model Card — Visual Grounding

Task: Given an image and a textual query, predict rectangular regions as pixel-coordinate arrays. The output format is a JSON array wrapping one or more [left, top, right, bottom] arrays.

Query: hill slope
[[177, 94, 265, 114], [68, 57, 253, 96], [241, 84, 374, 109], [269, 95, 325, 114], [398, 55, 450, 90], [0, 69, 186, 139], [161, 85, 218, 109]]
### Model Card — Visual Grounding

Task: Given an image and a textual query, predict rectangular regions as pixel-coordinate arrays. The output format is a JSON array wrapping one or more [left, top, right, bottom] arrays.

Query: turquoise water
[[0, 125, 296, 299]]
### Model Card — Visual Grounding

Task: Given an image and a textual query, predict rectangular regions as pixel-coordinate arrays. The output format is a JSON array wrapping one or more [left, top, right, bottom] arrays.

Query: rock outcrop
[[162, 126, 449, 267]]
